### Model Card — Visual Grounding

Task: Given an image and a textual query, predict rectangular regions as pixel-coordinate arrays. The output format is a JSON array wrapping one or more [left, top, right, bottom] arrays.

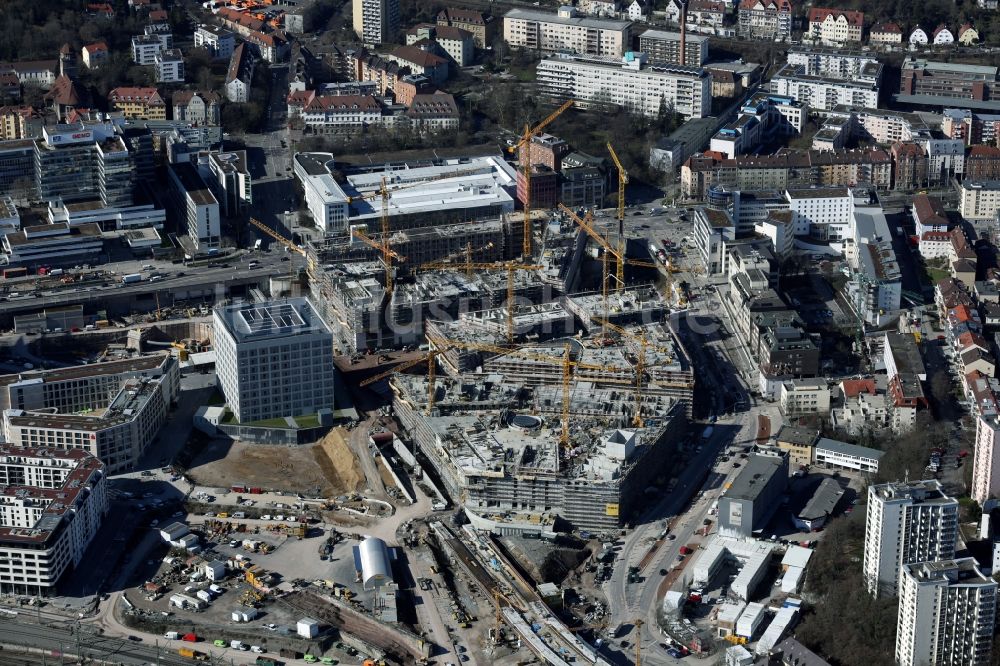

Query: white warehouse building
[[0, 446, 108, 596], [536, 52, 712, 120]]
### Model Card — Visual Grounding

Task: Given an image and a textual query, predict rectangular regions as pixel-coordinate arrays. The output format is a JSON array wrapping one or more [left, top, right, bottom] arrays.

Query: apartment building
[[213, 298, 336, 424], [32, 123, 131, 208], [155, 49, 184, 83], [194, 25, 236, 60], [4, 377, 170, 473], [863, 480, 958, 597], [738, 0, 793, 41], [436, 7, 497, 47], [896, 559, 996, 666], [167, 162, 220, 251], [173, 91, 221, 126], [131, 34, 163, 65], [899, 58, 999, 105], [972, 415, 1000, 504], [352, 0, 400, 45], [503, 7, 632, 57], [107, 87, 166, 120], [694, 206, 735, 275], [536, 52, 711, 120], [203, 150, 252, 217], [869, 22, 903, 45], [770, 61, 881, 111], [779, 378, 830, 418], [638, 29, 709, 66], [959, 180, 1000, 221], [0, 446, 107, 596], [405, 25, 474, 67], [806, 8, 863, 45], [81, 42, 109, 70], [710, 94, 806, 159]]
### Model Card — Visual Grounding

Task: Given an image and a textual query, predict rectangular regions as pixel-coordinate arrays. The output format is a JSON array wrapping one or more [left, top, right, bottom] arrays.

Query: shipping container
[[3, 267, 27, 279], [122, 273, 143, 284]]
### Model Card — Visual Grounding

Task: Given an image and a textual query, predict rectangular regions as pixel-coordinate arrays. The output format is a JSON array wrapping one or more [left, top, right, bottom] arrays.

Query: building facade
[[213, 298, 336, 423], [167, 162, 220, 251], [503, 7, 632, 57], [638, 29, 709, 66], [863, 480, 958, 597], [0, 446, 107, 596], [896, 559, 997, 666], [352, 0, 400, 45]]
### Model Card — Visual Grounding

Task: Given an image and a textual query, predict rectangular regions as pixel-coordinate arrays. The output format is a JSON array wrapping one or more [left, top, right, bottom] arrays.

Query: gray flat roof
[[776, 425, 817, 447], [894, 94, 1000, 112], [639, 28, 708, 44], [214, 297, 331, 343], [725, 454, 785, 502]]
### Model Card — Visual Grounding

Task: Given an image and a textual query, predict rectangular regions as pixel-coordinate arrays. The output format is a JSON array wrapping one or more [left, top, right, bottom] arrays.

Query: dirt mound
[[314, 428, 365, 496]]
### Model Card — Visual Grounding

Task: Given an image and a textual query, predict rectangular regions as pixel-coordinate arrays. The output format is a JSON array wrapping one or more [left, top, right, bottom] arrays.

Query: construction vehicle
[[508, 100, 574, 257], [178, 647, 209, 661]]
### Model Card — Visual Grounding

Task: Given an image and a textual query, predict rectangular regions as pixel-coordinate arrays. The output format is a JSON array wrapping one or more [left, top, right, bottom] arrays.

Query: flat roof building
[[638, 29, 709, 66], [503, 7, 632, 57], [168, 162, 219, 252], [213, 298, 335, 424], [718, 453, 788, 538], [863, 480, 958, 597], [0, 446, 108, 596]]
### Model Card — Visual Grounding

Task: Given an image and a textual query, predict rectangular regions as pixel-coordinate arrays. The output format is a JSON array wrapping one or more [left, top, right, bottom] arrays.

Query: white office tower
[[862, 480, 958, 597], [896, 558, 997, 666], [213, 298, 335, 423], [972, 414, 1000, 504], [352, 0, 399, 45]]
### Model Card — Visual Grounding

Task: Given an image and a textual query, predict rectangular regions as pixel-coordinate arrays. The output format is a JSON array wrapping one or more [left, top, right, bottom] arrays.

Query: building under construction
[[391, 369, 687, 532]]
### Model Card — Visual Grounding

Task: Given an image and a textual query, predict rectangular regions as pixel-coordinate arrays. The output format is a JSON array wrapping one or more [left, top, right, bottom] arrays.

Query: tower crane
[[606, 141, 628, 256], [635, 618, 644, 666], [350, 224, 407, 295], [425, 332, 632, 446], [249, 217, 315, 287], [359, 351, 440, 414], [418, 241, 496, 276], [418, 261, 544, 342], [558, 204, 656, 294], [508, 99, 575, 258]]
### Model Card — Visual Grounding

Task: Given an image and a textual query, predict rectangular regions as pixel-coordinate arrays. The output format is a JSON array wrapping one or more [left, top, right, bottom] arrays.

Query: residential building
[[958, 25, 980, 46], [694, 206, 735, 275], [0, 107, 37, 141], [225, 43, 253, 103], [626, 0, 649, 21], [503, 7, 633, 57], [194, 25, 236, 60], [896, 559, 996, 666], [245, 31, 289, 64], [352, 0, 400, 45], [172, 91, 221, 126], [213, 298, 336, 423], [384, 45, 449, 85], [405, 92, 460, 133], [863, 480, 958, 597], [932, 25, 954, 45], [845, 208, 902, 327], [909, 27, 929, 46], [959, 181, 1000, 221], [882, 332, 927, 431], [807, 8, 863, 45], [738, 0, 793, 41], [81, 42, 109, 69], [131, 34, 164, 65], [779, 378, 830, 418], [155, 49, 184, 83], [869, 22, 903, 45], [965, 145, 1000, 181], [4, 377, 171, 473], [0, 446, 107, 596], [578, 0, 619, 18], [405, 25, 474, 67], [638, 29, 709, 67], [973, 415, 1000, 504], [774, 425, 816, 467], [785, 46, 880, 79], [675, 0, 728, 36], [536, 52, 712, 120], [717, 453, 788, 538], [898, 58, 1000, 106], [785, 187, 852, 242], [436, 7, 497, 48], [167, 162, 219, 251], [107, 87, 166, 120], [770, 61, 881, 111], [913, 193, 950, 259]]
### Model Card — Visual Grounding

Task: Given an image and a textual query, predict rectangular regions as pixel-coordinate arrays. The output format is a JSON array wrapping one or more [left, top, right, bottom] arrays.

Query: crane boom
[[359, 353, 435, 387], [558, 204, 656, 295], [509, 100, 574, 257], [249, 218, 305, 257]]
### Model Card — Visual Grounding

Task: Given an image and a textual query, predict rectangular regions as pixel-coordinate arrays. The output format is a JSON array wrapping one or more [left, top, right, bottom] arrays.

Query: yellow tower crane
[[635, 618, 644, 666], [508, 100, 575, 258], [425, 332, 632, 446], [606, 142, 628, 262], [558, 204, 657, 294], [249, 217, 316, 287], [418, 242, 496, 276], [418, 261, 544, 343]]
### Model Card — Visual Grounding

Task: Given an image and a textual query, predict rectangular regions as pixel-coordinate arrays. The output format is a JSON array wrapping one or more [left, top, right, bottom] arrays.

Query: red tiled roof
[[148, 8, 167, 22], [390, 45, 448, 69], [932, 24, 952, 38], [872, 22, 901, 34], [913, 193, 948, 226], [969, 145, 1000, 158], [108, 86, 164, 105], [808, 7, 863, 26], [739, 0, 792, 12], [841, 378, 876, 398], [305, 94, 382, 112]]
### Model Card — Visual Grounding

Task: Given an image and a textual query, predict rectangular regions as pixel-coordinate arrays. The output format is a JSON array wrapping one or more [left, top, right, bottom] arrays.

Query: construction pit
[[186, 429, 366, 498]]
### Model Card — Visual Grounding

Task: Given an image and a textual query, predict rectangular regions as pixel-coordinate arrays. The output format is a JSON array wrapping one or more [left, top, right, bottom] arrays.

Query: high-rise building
[[167, 162, 220, 251], [972, 414, 1000, 504], [34, 123, 133, 207], [896, 558, 997, 666], [213, 298, 336, 423], [863, 480, 959, 597], [352, 0, 400, 45]]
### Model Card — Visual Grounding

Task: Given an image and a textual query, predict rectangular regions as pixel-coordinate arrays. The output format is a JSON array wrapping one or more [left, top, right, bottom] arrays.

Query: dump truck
[[178, 647, 208, 661]]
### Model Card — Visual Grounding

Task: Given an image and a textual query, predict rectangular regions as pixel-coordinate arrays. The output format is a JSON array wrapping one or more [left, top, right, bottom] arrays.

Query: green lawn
[[925, 266, 950, 284], [293, 414, 321, 428]]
